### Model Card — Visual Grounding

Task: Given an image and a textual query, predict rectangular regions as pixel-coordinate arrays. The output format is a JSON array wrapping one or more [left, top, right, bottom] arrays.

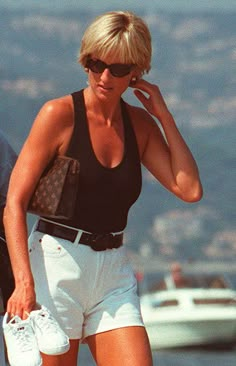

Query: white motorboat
[[140, 274, 236, 349]]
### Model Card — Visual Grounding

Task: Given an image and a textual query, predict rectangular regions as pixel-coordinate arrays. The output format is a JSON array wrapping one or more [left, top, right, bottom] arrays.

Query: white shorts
[[28, 224, 144, 340]]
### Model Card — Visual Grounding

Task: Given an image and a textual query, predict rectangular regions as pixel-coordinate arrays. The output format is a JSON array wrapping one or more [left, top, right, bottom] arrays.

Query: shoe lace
[[35, 311, 61, 335], [13, 325, 34, 352]]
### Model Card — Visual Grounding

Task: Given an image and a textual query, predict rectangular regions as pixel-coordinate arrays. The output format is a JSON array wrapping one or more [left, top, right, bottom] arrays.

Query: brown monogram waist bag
[[28, 156, 80, 220]]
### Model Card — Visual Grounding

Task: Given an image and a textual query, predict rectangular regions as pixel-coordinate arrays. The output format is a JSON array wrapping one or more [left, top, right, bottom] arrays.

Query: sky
[[1, 0, 236, 12]]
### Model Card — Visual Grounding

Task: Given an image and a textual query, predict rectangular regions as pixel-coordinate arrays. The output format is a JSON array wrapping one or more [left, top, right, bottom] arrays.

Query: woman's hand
[[131, 79, 170, 122], [7, 283, 36, 320]]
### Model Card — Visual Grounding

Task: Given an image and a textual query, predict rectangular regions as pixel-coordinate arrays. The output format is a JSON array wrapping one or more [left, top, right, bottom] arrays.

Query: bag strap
[[66, 90, 84, 159]]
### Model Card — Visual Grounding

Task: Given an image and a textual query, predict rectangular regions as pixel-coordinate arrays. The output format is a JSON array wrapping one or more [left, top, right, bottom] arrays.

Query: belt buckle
[[90, 233, 114, 251]]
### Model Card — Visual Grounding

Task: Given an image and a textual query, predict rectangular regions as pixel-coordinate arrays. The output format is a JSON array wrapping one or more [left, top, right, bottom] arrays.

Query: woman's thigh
[[87, 326, 153, 366]]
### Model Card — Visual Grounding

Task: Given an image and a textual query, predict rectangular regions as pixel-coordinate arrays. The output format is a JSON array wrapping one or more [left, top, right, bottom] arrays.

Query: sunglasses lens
[[87, 59, 106, 73], [110, 64, 132, 77], [86, 59, 133, 77]]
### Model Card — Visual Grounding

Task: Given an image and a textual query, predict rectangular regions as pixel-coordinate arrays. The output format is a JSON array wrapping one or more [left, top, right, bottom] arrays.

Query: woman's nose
[[100, 67, 113, 80]]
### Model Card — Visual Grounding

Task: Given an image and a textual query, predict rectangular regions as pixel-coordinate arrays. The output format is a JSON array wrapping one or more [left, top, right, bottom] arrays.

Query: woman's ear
[[129, 76, 139, 86], [129, 76, 138, 86], [129, 67, 142, 86]]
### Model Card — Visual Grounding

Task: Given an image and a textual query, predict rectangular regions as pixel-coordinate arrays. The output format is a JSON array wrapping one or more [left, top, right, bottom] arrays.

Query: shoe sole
[[39, 342, 70, 355]]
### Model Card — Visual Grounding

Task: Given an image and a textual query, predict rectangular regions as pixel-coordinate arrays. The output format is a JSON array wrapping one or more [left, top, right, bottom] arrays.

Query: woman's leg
[[41, 339, 80, 366], [87, 326, 153, 366]]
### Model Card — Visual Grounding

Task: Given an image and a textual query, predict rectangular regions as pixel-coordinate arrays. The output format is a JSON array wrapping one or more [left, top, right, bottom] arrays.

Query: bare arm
[[3, 96, 73, 319], [131, 79, 203, 202]]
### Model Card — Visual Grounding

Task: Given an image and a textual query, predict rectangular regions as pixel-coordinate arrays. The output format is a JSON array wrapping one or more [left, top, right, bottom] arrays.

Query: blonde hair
[[78, 11, 152, 75]]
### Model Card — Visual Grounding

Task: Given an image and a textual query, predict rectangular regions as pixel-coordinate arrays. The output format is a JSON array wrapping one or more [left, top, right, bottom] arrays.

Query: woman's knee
[[87, 326, 153, 366]]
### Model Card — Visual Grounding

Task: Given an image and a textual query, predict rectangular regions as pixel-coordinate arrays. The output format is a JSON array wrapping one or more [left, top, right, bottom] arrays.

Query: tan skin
[[4, 54, 202, 366]]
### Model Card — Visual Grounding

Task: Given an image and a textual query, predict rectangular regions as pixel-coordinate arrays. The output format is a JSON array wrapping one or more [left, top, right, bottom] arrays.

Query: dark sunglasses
[[86, 58, 134, 77]]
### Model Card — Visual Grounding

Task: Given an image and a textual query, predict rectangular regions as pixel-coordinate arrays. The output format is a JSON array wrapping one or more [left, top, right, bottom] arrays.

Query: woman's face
[[86, 53, 137, 100]]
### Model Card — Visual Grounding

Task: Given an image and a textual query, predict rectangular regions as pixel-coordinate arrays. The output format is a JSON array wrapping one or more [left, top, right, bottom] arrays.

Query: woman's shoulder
[[42, 94, 73, 116], [123, 102, 157, 157], [36, 94, 74, 130], [124, 102, 156, 132]]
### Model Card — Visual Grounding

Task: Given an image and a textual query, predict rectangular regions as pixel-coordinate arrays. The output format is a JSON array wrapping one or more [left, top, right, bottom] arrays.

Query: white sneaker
[[2, 313, 42, 366], [30, 305, 70, 355]]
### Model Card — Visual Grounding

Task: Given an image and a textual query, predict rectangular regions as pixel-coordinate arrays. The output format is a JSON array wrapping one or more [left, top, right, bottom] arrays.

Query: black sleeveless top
[[57, 90, 142, 233]]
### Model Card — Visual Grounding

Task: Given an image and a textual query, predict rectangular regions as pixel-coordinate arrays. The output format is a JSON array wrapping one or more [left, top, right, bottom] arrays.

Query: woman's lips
[[98, 84, 113, 91]]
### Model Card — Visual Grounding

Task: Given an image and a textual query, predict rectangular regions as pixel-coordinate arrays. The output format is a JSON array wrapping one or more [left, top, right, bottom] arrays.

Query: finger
[[22, 310, 30, 320], [15, 307, 27, 320], [131, 78, 153, 92], [22, 302, 35, 320], [7, 298, 23, 319], [6, 299, 15, 318], [133, 89, 148, 104]]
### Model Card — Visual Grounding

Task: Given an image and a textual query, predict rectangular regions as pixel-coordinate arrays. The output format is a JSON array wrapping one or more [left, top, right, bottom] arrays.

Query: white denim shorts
[[28, 223, 144, 340]]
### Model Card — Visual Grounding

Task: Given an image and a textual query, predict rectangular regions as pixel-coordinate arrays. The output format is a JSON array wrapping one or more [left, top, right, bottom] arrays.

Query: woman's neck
[[84, 87, 122, 126]]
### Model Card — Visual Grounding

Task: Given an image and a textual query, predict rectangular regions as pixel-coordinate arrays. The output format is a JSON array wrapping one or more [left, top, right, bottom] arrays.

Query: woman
[[4, 11, 203, 366]]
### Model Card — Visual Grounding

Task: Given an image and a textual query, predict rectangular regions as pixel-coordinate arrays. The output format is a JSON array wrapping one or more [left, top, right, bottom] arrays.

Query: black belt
[[36, 219, 123, 251]]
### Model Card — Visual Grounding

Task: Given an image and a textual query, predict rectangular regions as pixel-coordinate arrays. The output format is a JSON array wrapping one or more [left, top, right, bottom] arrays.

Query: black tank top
[[57, 90, 142, 233]]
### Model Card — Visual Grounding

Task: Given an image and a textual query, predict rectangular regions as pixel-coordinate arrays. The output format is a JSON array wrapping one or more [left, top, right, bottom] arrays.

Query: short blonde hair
[[78, 11, 152, 75]]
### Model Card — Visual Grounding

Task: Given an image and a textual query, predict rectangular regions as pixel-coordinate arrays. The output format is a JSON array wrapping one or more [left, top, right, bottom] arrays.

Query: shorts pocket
[[29, 231, 67, 258]]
